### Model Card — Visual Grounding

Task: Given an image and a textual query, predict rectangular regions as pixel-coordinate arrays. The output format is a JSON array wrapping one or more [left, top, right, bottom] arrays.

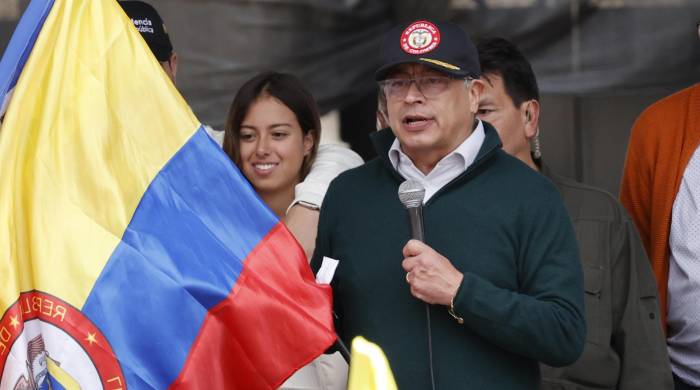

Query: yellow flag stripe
[[47, 357, 80, 390], [0, 0, 199, 310]]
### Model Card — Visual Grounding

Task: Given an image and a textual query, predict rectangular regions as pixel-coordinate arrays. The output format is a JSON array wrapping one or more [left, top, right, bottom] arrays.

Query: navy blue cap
[[118, 1, 173, 62], [375, 20, 480, 81]]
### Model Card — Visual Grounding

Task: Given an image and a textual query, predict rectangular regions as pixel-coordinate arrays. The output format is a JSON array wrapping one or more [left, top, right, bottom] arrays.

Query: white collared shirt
[[667, 144, 700, 385], [388, 120, 485, 202]]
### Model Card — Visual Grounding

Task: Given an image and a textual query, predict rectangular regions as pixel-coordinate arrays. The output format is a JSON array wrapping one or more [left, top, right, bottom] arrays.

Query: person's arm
[[612, 214, 673, 390], [459, 193, 585, 366], [404, 191, 586, 367], [286, 144, 363, 259], [285, 205, 320, 260], [620, 111, 655, 253]]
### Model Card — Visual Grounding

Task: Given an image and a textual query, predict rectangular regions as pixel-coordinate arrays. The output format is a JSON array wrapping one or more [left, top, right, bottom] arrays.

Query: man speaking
[[310, 20, 585, 390]]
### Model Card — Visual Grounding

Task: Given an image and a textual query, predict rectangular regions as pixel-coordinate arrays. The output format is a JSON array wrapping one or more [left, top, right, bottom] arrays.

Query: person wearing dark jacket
[[311, 20, 585, 390], [476, 36, 672, 390]]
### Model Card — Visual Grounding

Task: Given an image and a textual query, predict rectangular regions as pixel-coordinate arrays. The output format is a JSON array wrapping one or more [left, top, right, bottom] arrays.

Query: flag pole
[[336, 335, 350, 362]]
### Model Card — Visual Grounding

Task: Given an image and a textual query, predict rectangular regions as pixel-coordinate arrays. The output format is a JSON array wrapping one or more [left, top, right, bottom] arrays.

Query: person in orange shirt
[[620, 21, 700, 390]]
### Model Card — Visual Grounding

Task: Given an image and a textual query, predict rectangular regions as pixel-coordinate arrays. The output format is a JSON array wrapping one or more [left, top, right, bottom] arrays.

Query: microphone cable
[[426, 304, 436, 390]]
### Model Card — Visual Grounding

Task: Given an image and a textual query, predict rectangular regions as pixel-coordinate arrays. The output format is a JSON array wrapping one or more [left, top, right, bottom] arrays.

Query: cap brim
[[375, 59, 470, 81]]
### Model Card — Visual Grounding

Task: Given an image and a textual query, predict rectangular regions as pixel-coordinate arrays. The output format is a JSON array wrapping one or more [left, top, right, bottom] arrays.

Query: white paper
[[316, 256, 339, 284]]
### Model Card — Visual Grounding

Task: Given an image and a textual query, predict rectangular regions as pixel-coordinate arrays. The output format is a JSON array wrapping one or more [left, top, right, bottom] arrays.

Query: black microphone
[[397, 180, 436, 390], [398, 180, 425, 241]]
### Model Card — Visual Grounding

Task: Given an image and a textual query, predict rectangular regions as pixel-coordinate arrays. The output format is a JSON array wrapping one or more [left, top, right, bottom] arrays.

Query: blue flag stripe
[[0, 0, 54, 110], [81, 127, 279, 389], [46, 374, 67, 390]]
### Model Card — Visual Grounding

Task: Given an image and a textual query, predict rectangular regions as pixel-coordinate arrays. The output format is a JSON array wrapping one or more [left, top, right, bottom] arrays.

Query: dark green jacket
[[311, 124, 586, 390], [539, 165, 672, 390]]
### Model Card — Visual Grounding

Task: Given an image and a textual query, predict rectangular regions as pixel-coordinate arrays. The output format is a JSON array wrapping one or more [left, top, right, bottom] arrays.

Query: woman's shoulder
[[315, 144, 363, 168]]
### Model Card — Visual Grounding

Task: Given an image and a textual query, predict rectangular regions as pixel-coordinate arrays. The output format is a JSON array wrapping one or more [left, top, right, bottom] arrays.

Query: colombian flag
[[0, 1, 336, 389]]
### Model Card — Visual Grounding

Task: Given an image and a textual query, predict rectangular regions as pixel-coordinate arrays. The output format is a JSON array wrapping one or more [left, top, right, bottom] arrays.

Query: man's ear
[[522, 99, 540, 140], [163, 52, 178, 83], [468, 79, 485, 114]]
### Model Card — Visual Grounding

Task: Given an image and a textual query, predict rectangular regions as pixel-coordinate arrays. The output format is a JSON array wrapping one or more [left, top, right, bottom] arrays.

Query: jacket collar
[[370, 120, 503, 183]]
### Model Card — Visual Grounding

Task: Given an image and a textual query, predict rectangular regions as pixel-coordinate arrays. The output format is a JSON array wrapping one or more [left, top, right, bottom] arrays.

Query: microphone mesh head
[[398, 180, 425, 208]]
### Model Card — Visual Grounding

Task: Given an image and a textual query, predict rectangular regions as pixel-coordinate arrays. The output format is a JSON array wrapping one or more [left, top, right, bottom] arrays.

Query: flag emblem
[[1, 291, 124, 389]]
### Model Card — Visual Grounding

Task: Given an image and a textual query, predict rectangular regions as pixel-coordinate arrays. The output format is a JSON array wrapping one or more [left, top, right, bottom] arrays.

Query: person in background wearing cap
[[620, 21, 700, 390], [118, 2, 361, 389], [311, 20, 585, 390], [118, 0, 178, 82], [475, 36, 673, 390]]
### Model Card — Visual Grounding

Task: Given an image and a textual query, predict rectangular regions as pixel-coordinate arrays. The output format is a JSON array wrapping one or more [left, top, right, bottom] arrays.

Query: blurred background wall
[[1, 0, 698, 195]]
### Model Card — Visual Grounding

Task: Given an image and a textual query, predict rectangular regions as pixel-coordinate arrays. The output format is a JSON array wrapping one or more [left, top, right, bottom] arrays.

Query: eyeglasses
[[379, 76, 457, 101]]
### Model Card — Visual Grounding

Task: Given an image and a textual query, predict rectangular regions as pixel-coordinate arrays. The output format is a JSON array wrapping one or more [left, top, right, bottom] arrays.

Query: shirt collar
[[388, 119, 486, 173]]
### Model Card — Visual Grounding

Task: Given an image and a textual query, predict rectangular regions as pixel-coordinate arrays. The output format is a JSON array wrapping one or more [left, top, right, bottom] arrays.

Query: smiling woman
[[223, 72, 320, 218]]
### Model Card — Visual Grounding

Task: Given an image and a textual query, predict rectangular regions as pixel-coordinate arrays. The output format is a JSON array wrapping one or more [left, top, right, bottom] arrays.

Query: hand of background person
[[401, 239, 463, 306]]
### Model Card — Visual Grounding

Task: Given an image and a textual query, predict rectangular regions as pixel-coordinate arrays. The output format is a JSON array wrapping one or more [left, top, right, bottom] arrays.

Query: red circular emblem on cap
[[401, 20, 441, 55]]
